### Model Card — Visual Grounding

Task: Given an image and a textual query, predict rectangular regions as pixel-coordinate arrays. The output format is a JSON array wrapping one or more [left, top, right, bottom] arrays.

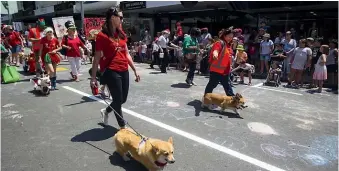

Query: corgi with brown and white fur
[[113, 128, 175, 171], [201, 93, 246, 114]]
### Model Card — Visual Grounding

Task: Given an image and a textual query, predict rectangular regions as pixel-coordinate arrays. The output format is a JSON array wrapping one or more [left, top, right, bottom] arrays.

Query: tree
[[1, 1, 11, 24]]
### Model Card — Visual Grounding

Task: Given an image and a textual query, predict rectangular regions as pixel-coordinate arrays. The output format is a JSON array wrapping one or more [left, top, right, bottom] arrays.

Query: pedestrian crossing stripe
[[56, 67, 68, 72]]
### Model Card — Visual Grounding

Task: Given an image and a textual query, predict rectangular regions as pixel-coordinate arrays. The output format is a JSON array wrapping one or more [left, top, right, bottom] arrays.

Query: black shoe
[[150, 64, 154, 69]]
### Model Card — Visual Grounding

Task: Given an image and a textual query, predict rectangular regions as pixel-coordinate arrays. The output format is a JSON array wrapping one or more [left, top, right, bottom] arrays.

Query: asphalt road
[[1, 62, 338, 171]]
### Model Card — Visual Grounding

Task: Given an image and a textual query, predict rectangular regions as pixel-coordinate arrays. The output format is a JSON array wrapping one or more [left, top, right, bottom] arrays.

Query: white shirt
[[158, 35, 168, 48], [152, 43, 159, 52], [326, 48, 337, 65], [141, 44, 147, 53], [260, 40, 274, 55], [292, 47, 312, 70]]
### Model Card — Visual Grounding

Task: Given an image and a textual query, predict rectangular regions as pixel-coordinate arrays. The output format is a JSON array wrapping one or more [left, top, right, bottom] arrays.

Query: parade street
[[1, 62, 338, 171]]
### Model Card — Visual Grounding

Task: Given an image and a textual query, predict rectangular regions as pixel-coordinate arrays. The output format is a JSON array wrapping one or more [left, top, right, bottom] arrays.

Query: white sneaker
[[100, 108, 109, 125]]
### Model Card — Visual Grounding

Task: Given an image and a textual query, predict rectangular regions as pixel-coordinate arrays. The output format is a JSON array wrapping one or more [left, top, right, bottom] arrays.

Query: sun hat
[[236, 45, 245, 51], [306, 37, 314, 42], [263, 33, 270, 38]]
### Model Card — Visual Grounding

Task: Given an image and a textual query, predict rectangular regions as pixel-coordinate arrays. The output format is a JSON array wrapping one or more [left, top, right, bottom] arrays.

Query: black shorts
[[327, 64, 338, 73]]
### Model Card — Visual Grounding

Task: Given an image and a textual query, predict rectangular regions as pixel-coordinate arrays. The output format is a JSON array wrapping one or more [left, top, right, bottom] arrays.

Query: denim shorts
[[260, 54, 270, 61], [11, 45, 21, 54]]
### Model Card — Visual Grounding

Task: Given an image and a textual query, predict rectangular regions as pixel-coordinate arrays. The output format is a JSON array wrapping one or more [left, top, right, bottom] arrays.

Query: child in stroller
[[264, 43, 286, 87]]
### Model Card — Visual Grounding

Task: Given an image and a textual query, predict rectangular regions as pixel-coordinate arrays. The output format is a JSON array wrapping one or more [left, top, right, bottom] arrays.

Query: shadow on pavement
[[171, 83, 190, 88], [109, 152, 147, 171], [27, 90, 50, 97], [64, 96, 97, 106], [57, 79, 74, 84], [71, 123, 118, 142], [187, 99, 243, 119], [187, 99, 202, 116], [149, 71, 165, 75]]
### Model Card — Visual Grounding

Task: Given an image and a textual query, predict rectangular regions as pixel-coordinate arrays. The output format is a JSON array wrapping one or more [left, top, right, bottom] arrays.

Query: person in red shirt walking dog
[[204, 27, 235, 97], [28, 18, 46, 76], [90, 7, 140, 128]]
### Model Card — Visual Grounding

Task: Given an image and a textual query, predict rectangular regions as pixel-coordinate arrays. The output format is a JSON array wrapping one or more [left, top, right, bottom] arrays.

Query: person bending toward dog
[[90, 7, 140, 129], [38, 27, 62, 90], [204, 27, 235, 97]]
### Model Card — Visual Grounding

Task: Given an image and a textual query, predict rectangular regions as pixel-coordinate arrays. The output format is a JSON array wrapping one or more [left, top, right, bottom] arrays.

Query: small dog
[[113, 128, 175, 171], [201, 93, 247, 114], [232, 63, 255, 74], [30, 74, 51, 95]]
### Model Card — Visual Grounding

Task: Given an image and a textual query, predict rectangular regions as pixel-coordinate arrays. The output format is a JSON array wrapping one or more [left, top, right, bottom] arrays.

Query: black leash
[[99, 95, 147, 141]]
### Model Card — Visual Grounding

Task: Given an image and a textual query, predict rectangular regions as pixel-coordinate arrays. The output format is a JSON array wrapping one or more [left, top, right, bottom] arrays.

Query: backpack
[[60, 35, 68, 56]]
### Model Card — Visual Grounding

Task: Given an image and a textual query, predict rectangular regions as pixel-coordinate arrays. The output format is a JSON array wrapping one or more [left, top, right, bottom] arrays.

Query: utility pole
[[80, 1, 84, 30]]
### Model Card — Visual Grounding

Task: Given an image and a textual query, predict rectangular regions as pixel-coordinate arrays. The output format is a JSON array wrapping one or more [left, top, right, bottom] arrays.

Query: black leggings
[[204, 71, 235, 96], [103, 69, 129, 127]]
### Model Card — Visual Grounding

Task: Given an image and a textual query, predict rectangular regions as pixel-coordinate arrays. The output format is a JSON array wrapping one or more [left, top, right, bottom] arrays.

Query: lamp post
[[80, 1, 84, 30]]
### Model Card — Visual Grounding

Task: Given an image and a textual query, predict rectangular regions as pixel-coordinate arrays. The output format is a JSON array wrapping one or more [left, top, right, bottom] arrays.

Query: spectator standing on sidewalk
[[204, 27, 235, 96], [4, 25, 24, 67], [282, 31, 297, 80]]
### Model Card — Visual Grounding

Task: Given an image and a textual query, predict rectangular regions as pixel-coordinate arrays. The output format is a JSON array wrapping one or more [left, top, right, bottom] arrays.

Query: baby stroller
[[263, 56, 284, 87]]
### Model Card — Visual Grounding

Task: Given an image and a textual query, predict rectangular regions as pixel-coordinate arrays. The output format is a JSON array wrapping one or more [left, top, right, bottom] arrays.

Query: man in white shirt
[[150, 39, 160, 69], [158, 30, 170, 73]]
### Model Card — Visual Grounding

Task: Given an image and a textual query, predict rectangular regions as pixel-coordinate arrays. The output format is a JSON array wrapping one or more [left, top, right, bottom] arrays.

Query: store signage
[[34, 6, 55, 16], [121, 1, 146, 11]]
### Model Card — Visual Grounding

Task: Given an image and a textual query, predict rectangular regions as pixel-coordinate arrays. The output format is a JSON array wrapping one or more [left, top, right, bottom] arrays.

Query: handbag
[[159, 52, 164, 59]]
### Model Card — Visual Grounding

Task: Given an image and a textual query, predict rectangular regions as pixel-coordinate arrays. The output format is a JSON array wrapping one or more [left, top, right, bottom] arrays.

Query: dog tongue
[[155, 161, 167, 167]]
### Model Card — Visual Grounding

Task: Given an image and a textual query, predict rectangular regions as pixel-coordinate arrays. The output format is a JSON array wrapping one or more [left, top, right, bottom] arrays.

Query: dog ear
[[168, 137, 173, 145], [235, 93, 242, 98]]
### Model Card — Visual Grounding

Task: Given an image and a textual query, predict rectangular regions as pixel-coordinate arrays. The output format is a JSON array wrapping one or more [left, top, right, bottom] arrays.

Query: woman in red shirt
[[5, 25, 24, 66], [204, 27, 235, 96], [38, 27, 62, 90], [61, 21, 88, 82], [90, 7, 140, 128]]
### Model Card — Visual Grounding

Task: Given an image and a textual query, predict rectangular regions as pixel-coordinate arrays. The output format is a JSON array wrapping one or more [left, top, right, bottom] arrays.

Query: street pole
[[80, 1, 84, 30], [8, 10, 11, 25]]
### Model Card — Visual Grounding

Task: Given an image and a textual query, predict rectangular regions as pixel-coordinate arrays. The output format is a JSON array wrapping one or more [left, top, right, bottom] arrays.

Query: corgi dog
[[113, 128, 175, 171], [201, 93, 246, 114]]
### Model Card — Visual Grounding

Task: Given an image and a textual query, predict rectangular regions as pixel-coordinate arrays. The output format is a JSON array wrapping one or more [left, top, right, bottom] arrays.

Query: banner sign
[[52, 16, 75, 38], [84, 18, 105, 37]]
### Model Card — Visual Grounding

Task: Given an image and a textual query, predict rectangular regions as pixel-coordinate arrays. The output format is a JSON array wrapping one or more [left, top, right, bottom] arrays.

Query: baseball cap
[[65, 20, 76, 29]]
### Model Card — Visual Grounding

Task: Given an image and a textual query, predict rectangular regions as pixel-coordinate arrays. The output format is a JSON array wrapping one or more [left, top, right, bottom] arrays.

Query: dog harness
[[137, 137, 149, 152]]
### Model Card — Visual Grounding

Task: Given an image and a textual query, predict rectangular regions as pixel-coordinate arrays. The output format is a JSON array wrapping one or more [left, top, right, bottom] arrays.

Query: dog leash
[[99, 96, 152, 146]]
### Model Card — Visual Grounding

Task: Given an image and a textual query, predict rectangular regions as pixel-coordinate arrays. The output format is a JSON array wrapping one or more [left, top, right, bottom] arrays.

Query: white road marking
[[252, 83, 262, 87], [251, 84, 303, 96], [63, 85, 286, 171]]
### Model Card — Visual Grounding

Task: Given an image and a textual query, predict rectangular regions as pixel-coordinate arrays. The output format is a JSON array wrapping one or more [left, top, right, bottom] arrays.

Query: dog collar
[[155, 161, 167, 167]]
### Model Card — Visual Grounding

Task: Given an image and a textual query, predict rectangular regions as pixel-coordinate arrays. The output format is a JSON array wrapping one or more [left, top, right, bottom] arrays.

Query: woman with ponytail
[[90, 6, 140, 128]]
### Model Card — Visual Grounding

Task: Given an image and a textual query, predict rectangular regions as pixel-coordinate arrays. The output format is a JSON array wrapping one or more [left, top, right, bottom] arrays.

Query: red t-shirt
[[96, 31, 128, 72], [7, 31, 22, 47], [40, 37, 59, 59], [209, 41, 232, 75], [61, 36, 84, 57], [28, 28, 43, 51], [176, 26, 183, 37]]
